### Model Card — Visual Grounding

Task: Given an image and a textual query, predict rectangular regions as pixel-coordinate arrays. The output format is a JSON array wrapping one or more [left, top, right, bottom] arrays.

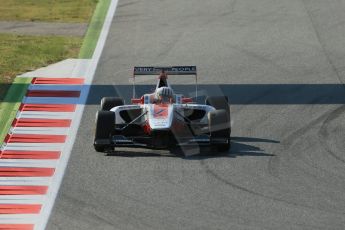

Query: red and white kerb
[[0, 77, 84, 229]]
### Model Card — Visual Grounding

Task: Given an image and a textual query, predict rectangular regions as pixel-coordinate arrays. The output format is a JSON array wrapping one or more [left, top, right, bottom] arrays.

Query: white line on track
[[36, 1, 120, 229]]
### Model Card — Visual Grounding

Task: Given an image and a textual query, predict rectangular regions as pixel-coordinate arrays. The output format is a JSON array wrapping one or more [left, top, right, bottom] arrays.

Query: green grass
[[79, 0, 111, 58], [0, 0, 98, 23], [0, 0, 110, 145], [0, 33, 82, 144], [0, 77, 32, 145], [0, 33, 82, 98]]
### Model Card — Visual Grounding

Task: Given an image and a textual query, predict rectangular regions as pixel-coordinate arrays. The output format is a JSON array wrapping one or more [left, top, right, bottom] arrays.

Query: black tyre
[[94, 110, 115, 152], [205, 96, 230, 120], [101, 97, 124, 111], [208, 109, 231, 152]]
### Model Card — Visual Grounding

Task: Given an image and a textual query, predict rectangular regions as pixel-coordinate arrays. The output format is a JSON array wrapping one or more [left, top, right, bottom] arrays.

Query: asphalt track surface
[[47, 0, 345, 229]]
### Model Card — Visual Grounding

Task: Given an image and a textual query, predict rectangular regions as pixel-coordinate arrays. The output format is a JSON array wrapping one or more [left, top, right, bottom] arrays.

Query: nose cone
[[148, 104, 173, 130]]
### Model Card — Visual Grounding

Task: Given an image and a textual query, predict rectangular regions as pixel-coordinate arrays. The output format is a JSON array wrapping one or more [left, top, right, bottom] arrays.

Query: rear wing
[[131, 66, 198, 99], [133, 66, 197, 76]]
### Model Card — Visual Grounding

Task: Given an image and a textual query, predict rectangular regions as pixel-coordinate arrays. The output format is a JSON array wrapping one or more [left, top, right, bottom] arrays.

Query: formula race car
[[94, 66, 231, 155]]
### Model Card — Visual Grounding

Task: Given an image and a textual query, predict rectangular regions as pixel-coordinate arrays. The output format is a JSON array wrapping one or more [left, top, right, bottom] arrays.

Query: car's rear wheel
[[208, 109, 231, 152], [101, 97, 124, 111], [94, 110, 115, 152]]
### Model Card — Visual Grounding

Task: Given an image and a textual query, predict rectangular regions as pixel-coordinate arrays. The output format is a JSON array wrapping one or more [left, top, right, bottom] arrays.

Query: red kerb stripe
[[26, 90, 80, 97], [5, 134, 66, 143], [4, 134, 10, 143], [0, 168, 54, 177], [32, 77, 84, 85], [13, 118, 71, 127], [0, 150, 61, 159], [0, 204, 41, 214], [0, 186, 48, 195], [20, 104, 76, 112], [0, 224, 34, 230]]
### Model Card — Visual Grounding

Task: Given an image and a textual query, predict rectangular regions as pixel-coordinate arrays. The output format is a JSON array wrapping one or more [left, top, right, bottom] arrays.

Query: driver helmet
[[155, 87, 174, 103]]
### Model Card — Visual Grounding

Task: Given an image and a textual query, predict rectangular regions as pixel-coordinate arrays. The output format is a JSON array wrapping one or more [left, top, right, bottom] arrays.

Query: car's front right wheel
[[208, 109, 231, 152]]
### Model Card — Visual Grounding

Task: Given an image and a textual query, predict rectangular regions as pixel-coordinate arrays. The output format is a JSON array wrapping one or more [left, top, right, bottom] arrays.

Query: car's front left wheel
[[101, 97, 124, 111], [94, 110, 115, 152]]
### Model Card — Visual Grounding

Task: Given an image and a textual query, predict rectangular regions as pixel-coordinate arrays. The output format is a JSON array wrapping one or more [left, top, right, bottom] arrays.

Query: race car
[[93, 66, 231, 155]]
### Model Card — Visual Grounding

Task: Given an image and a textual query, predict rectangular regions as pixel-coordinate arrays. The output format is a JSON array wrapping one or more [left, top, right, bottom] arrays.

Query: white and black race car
[[94, 66, 231, 155]]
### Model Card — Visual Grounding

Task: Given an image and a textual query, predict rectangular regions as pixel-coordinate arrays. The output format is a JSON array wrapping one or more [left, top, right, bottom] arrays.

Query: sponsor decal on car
[[153, 104, 168, 119]]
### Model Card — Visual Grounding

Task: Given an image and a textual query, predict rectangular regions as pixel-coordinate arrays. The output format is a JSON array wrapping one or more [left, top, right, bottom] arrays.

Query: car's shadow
[[87, 84, 345, 105], [104, 136, 277, 159], [2, 83, 345, 104]]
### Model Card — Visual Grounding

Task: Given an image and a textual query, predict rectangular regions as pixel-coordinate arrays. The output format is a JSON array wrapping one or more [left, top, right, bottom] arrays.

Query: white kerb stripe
[[23, 97, 82, 105], [18, 112, 75, 119], [36, 0, 120, 229], [28, 84, 84, 91], [11, 127, 69, 135], [2, 143, 64, 151], [0, 159, 57, 168], [0, 214, 40, 224], [0, 177, 51, 186], [0, 195, 46, 204]]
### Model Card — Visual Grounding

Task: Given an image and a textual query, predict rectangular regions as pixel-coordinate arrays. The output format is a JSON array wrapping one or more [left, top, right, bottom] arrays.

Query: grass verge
[[0, 34, 82, 145], [0, 33, 82, 100], [79, 0, 111, 58], [0, 0, 98, 23], [0, 77, 32, 144], [0, 0, 112, 145]]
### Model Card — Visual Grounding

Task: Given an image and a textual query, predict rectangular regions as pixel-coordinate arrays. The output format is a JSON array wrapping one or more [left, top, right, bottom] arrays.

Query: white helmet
[[155, 87, 174, 102]]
